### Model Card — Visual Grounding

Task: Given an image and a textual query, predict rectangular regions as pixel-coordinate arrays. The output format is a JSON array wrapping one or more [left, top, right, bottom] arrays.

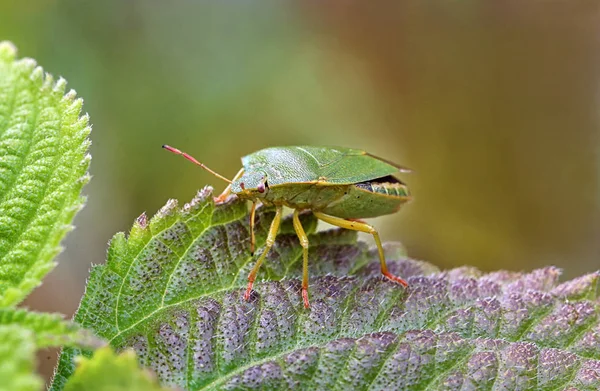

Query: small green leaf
[[0, 308, 104, 349], [62, 347, 169, 391], [0, 325, 43, 391], [52, 188, 600, 390], [0, 41, 91, 307]]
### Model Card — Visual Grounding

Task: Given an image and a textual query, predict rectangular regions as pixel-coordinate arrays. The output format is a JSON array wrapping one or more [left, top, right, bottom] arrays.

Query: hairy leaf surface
[[0, 308, 103, 349], [0, 325, 42, 391], [53, 188, 600, 390], [63, 347, 169, 391], [0, 41, 91, 307]]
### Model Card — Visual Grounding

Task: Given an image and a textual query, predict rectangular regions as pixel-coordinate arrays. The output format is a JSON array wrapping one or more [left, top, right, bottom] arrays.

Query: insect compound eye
[[240, 182, 245, 190], [257, 182, 265, 193]]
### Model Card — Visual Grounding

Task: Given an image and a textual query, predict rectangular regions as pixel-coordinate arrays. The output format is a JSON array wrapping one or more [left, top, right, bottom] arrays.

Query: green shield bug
[[163, 145, 412, 308]]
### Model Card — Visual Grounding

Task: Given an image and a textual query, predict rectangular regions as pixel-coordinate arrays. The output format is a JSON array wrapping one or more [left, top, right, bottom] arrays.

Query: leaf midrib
[[109, 206, 254, 341], [115, 202, 212, 332], [0, 65, 37, 208], [0, 69, 46, 279]]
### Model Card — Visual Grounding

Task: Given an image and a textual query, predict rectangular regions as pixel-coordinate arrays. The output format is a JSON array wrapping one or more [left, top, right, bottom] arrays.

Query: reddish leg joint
[[302, 288, 310, 309], [383, 271, 409, 287], [214, 194, 229, 204], [244, 280, 254, 301]]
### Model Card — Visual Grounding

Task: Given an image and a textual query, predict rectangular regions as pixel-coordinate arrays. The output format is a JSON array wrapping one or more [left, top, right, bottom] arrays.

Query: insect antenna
[[162, 145, 232, 183]]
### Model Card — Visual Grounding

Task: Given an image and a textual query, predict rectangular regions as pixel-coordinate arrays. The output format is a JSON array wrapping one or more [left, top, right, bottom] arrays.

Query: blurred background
[[2, 0, 600, 380]]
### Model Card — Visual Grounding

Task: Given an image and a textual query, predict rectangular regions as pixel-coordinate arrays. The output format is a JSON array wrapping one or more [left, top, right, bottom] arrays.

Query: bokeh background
[[2, 0, 600, 381]]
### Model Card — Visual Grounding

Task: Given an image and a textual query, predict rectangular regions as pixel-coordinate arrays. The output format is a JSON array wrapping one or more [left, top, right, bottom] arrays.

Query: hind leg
[[313, 212, 408, 287]]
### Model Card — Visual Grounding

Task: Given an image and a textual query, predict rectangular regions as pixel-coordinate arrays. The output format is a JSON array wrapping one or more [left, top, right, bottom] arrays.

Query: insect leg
[[244, 205, 282, 301], [313, 212, 408, 288], [249, 200, 257, 255], [292, 209, 310, 308], [214, 168, 244, 203]]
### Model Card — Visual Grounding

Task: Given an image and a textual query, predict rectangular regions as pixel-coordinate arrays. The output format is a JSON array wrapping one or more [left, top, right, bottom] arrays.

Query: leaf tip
[[158, 199, 179, 218], [136, 212, 148, 229], [80, 112, 91, 125], [31, 65, 44, 82], [0, 40, 17, 60], [196, 185, 214, 201], [63, 88, 78, 103], [552, 270, 600, 300], [182, 185, 214, 213], [18, 57, 38, 76], [54, 76, 68, 95]]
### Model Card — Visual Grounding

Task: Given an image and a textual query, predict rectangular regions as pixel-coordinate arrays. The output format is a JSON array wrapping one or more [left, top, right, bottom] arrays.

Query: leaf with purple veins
[[51, 187, 600, 390]]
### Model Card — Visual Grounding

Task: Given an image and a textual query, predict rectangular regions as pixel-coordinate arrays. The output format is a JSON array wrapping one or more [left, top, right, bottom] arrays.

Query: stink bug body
[[163, 145, 412, 308]]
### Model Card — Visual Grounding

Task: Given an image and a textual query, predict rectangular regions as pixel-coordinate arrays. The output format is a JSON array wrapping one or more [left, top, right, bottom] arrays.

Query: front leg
[[249, 201, 257, 255], [244, 205, 282, 301], [214, 168, 244, 203]]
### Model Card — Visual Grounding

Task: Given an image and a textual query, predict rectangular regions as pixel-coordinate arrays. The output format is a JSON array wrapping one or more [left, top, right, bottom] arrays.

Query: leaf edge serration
[[49, 186, 600, 390], [0, 40, 92, 307]]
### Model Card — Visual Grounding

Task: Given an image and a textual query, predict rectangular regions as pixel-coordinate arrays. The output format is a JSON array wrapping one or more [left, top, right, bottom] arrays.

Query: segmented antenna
[[162, 145, 232, 183]]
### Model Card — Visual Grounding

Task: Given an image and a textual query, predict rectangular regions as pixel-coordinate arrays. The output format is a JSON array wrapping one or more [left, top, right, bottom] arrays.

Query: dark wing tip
[[365, 152, 413, 173]]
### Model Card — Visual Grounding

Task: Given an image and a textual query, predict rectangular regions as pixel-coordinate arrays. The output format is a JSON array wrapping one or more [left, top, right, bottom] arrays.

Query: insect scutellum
[[163, 144, 411, 309]]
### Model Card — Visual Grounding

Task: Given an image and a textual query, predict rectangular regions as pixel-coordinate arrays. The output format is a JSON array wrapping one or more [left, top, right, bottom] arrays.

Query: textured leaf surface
[[0, 308, 103, 349], [63, 347, 169, 391], [53, 188, 600, 390], [0, 41, 91, 307], [0, 325, 42, 391]]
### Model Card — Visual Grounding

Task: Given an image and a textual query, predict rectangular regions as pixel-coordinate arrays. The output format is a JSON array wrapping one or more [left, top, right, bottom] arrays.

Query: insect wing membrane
[[241, 146, 405, 187]]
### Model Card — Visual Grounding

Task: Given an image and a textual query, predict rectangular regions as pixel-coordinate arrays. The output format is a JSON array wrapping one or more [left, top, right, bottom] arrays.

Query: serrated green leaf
[[0, 325, 43, 391], [0, 41, 91, 307], [62, 347, 169, 391], [52, 188, 600, 390], [0, 308, 104, 349]]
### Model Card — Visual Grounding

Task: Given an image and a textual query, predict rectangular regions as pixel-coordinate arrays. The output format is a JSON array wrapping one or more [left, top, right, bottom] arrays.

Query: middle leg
[[292, 209, 310, 308]]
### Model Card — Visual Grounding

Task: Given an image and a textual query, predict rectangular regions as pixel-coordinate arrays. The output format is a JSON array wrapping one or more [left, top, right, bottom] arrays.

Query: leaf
[[62, 347, 170, 391], [0, 41, 91, 307], [0, 325, 43, 391], [53, 187, 600, 390], [0, 308, 104, 349]]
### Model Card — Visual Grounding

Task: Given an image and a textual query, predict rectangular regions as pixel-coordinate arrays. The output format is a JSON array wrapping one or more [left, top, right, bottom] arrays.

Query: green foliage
[[0, 308, 103, 349], [0, 326, 42, 391], [63, 347, 169, 391], [0, 41, 101, 388], [53, 188, 600, 390], [0, 41, 91, 307], [1, 37, 598, 391]]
